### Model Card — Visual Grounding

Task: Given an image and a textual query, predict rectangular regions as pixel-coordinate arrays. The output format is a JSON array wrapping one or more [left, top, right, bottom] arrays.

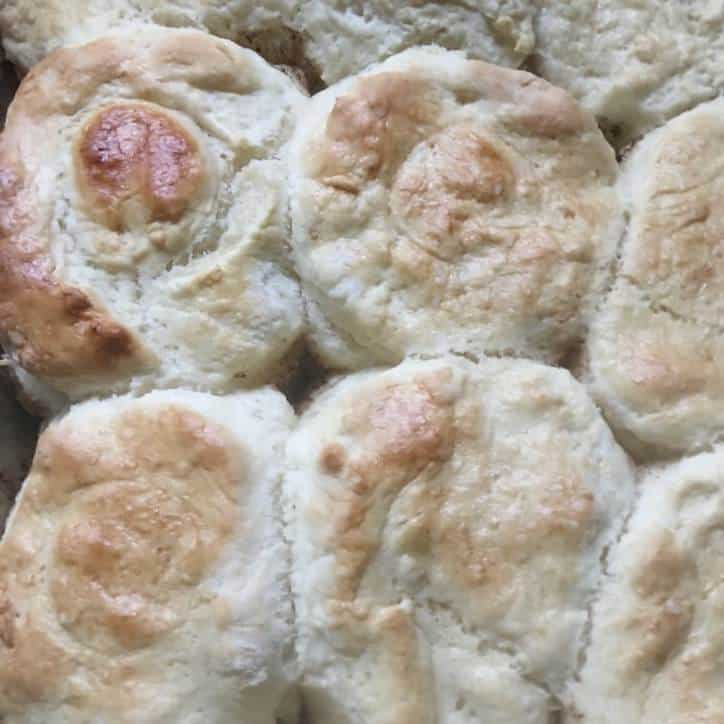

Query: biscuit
[[296, 0, 535, 84], [0, 28, 307, 402], [572, 449, 724, 723], [0, 1, 299, 72], [587, 99, 724, 458], [289, 47, 621, 370], [534, 1, 724, 146], [0, 387, 297, 723], [285, 356, 635, 723], [1, 1, 533, 86]]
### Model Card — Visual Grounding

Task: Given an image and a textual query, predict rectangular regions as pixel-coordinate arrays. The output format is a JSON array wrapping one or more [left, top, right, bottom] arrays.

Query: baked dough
[[285, 356, 635, 723], [572, 449, 724, 723], [2, 4, 723, 721], [1, 0, 534, 86], [296, 0, 535, 84], [0, 28, 307, 402], [0, 387, 296, 723], [0, 0, 299, 72], [588, 99, 724, 459], [289, 47, 621, 370], [534, 1, 724, 146]]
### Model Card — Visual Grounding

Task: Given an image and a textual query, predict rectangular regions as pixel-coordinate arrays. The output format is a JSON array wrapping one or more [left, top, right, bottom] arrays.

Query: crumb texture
[[535, 1, 724, 146], [296, 0, 536, 84]]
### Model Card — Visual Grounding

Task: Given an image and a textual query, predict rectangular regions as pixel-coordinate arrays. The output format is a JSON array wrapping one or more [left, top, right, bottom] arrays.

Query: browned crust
[[0, 164, 140, 378], [0, 30, 253, 381], [0, 401, 243, 711]]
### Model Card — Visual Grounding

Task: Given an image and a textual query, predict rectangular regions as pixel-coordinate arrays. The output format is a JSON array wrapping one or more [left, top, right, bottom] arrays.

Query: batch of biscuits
[[0, 1, 721, 723]]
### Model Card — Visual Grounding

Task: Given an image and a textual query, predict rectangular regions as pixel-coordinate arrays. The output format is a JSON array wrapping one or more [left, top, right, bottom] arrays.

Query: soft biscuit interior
[[534, 1, 724, 148], [0, 0, 534, 87], [296, 0, 536, 85], [0, 0, 301, 71]]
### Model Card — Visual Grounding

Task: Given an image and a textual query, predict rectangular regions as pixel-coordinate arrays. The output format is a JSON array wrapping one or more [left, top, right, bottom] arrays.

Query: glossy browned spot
[[357, 381, 455, 471], [76, 104, 203, 229], [0, 243, 139, 376]]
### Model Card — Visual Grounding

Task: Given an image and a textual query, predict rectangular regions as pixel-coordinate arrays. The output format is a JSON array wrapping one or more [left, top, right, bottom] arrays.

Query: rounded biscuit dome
[[296, 0, 536, 84], [289, 47, 622, 370], [588, 98, 724, 459], [0, 28, 308, 404], [285, 356, 635, 723], [572, 449, 724, 724], [0, 387, 297, 724], [534, 1, 724, 148]]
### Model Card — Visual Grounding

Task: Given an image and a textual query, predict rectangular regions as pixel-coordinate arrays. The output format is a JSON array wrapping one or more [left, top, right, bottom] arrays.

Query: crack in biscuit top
[[76, 103, 204, 231]]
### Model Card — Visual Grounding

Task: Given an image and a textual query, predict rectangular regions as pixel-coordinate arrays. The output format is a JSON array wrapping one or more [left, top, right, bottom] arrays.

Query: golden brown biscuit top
[[76, 104, 204, 231], [0, 401, 243, 713], [0, 159, 141, 377], [319, 371, 597, 618], [574, 450, 724, 723], [314, 64, 589, 195], [289, 358, 636, 724], [315, 73, 439, 192], [0, 28, 306, 401], [291, 49, 621, 369]]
